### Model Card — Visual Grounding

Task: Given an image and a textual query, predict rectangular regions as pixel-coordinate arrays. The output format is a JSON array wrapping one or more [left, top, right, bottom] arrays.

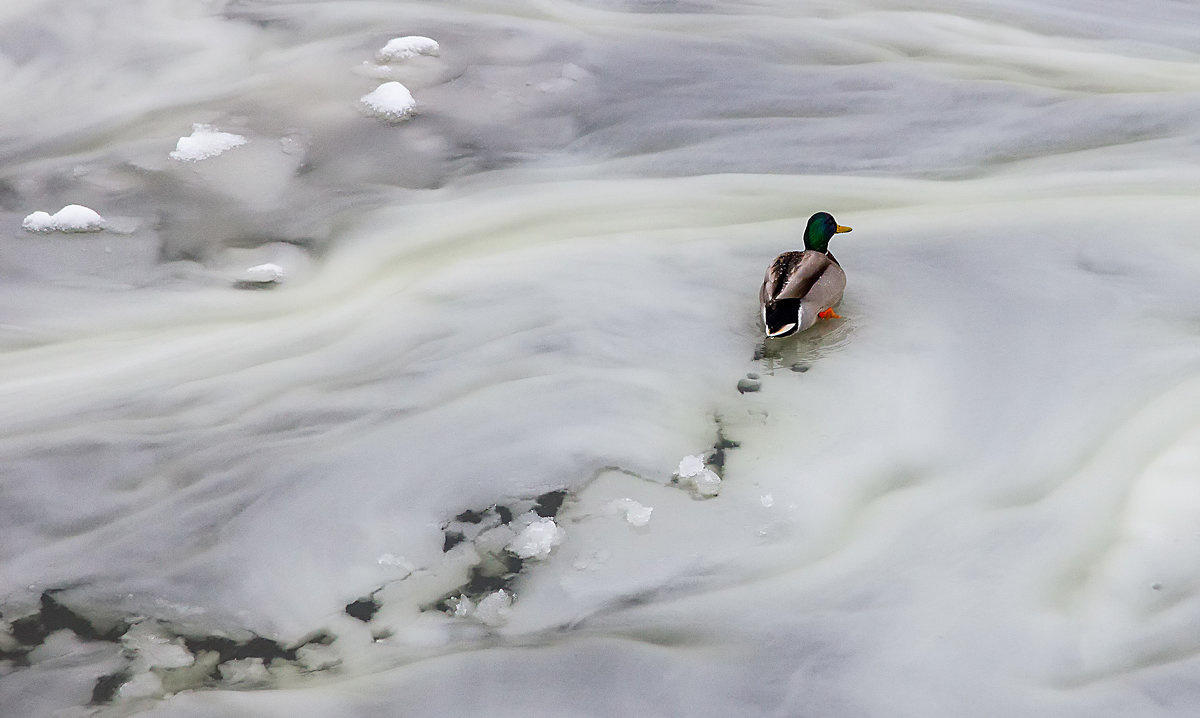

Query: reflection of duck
[[759, 212, 852, 338]]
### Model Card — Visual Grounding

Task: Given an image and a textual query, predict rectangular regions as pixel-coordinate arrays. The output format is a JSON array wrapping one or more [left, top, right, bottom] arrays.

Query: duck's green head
[[803, 212, 852, 252]]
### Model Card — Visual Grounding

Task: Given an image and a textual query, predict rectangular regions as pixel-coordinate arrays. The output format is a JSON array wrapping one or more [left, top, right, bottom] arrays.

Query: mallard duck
[[759, 212, 852, 338]]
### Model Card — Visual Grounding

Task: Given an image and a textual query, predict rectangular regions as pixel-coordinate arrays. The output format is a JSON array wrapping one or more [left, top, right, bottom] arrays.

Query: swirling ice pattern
[[2, 1, 1200, 716]]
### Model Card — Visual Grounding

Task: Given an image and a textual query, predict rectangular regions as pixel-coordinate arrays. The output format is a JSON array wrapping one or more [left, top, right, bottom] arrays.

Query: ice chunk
[[683, 468, 722, 498], [117, 671, 164, 701], [295, 642, 340, 672], [474, 589, 512, 626], [610, 498, 653, 527], [122, 622, 194, 670], [675, 453, 720, 497], [158, 651, 221, 694], [169, 123, 247, 162], [447, 595, 475, 618], [677, 454, 706, 478], [22, 204, 106, 233], [377, 36, 440, 62], [361, 81, 417, 121], [761, 494, 775, 508], [241, 263, 286, 285], [506, 517, 565, 559], [474, 524, 517, 555], [218, 657, 271, 685]]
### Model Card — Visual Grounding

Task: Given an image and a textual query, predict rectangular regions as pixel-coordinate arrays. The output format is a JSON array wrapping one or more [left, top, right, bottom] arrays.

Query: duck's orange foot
[[818, 307, 841, 320]]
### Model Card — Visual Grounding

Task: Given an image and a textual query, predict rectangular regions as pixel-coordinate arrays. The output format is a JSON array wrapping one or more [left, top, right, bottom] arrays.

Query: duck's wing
[[769, 251, 843, 306], [760, 251, 803, 305]]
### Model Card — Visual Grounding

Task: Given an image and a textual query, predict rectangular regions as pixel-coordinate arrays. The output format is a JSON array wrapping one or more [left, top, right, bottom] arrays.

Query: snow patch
[[361, 82, 417, 121], [377, 36, 440, 62], [22, 205, 106, 233], [169, 123, 247, 162]]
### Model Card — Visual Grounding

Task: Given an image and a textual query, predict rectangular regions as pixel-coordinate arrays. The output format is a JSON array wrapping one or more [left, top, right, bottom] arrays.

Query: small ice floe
[[450, 590, 513, 627], [447, 595, 475, 619], [117, 671, 165, 701], [243, 263, 285, 284], [677, 454, 705, 477], [234, 263, 285, 289], [361, 81, 417, 120], [122, 622, 194, 671], [218, 657, 272, 685], [609, 498, 653, 527], [22, 204, 106, 233], [760, 494, 775, 508], [473, 589, 513, 627], [377, 36, 440, 62], [169, 123, 247, 162], [676, 454, 721, 498], [506, 517, 565, 560]]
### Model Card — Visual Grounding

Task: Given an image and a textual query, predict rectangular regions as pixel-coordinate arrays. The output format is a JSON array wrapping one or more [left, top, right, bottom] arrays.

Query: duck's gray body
[[759, 249, 845, 338]]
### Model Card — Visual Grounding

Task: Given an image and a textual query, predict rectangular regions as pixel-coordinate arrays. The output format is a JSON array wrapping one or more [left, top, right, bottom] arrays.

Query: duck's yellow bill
[[836, 225, 853, 233]]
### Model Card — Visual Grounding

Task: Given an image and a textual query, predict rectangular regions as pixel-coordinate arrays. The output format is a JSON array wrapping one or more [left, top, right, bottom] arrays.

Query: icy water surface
[[2, 0, 1200, 715]]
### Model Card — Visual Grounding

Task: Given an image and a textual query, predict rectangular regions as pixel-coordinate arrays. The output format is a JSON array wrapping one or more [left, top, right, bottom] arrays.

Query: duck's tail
[[762, 298, 801, 338]]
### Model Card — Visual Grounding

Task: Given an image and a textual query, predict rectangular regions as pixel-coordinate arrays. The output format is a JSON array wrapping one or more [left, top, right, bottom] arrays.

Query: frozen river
[[2, 1, 1200, 715]]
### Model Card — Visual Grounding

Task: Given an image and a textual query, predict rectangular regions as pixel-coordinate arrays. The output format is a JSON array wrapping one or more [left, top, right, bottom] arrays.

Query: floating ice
[[21, 204, 106, 233], [474, 524, 517, 555], [473, 590, 512, 626], [683, 468, 722, 498], [675, 454, 721, 497], [677, 454, 706, 478], [116, 671, 163, 701], [121, 623, 194, 670], [169, 123, 247, 162], [506, 517, 565, 559], [760, 494, 775, 508], [376, 36, 440, 62], [361, 81, 417, 120], [240, 263, 286, 285], [218, 657, 271, 685], [610, 498, 653, 527], [448, 595, 475, 619]]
